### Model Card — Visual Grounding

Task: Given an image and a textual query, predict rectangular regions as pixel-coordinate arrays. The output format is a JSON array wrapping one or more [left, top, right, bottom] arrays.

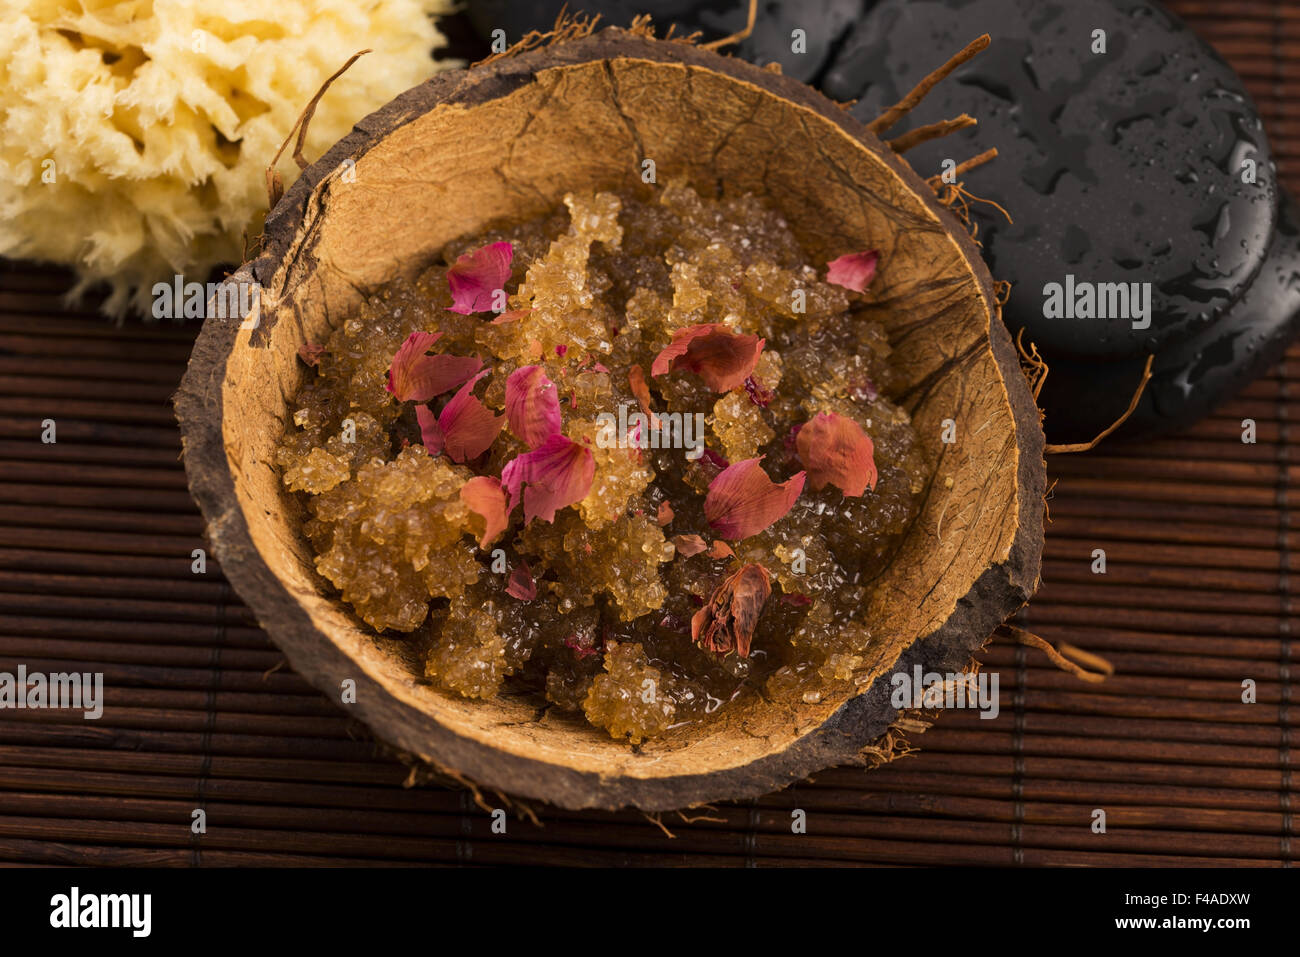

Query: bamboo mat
[[0, 1, 1295, 867]]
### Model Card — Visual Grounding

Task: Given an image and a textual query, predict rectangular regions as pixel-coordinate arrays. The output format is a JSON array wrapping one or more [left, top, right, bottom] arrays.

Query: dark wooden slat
[[0, 396, 178, 425], [0, 418, 181, 448], [0, 548, 219, 580], [0, 357, 182, 384], [0, 483, 193, 510], [0, 656, 313, 696]]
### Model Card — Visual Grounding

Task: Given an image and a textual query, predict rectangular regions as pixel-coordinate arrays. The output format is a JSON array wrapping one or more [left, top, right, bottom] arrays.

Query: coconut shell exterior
[[174, 29, 1046, 811]]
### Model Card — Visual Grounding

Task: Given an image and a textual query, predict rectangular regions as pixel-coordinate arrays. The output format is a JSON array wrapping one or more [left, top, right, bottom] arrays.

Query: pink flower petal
[[627, 420, 644, 453], [505, 365, 562, 449], [505, 560, 537, 601], [460, 476, 510, 549], [416, 404, 445, 457], [297, 342, 326, 367], [671, 534, 708, 557], [656, 501, 674, 526], [826, 250, 879, 293], [563, 632, 600, 659], [707, 540, 735, 560], [500, 433, 595, 526], [436, 371, 504, 464], [704, 457, 805, 540], [795, 412, 877, 497], [447, 241, 513, 315], [627, 364, 660, 429], [490, 307, 532, 325], [744, 374, 772, 407], [702, 447, 730, 470], [386, 331, 483, 402], [650, 324, 765, 393]]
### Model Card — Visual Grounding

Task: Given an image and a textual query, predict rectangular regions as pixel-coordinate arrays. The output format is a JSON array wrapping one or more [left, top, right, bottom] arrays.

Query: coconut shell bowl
[[175, 24, 1045, 811]]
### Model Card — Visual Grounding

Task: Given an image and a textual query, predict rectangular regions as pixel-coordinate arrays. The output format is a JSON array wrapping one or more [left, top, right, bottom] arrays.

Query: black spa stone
[[464, 0, 870, 82], [1036, 192, 1300, 442], [824, 0, 1278, 365]]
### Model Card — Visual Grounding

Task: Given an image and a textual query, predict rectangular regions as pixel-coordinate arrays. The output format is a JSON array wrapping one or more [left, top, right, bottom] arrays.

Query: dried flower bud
[[691, 563, 772, 657]]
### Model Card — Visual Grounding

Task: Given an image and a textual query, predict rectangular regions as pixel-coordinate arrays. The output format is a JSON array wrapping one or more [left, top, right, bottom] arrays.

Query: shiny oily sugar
[[275, 183, 930, 744], [176, 31, 1045, 810]]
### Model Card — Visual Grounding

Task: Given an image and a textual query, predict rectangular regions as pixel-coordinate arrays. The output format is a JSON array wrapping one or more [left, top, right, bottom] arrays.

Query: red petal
[[656, 501, 674, 526], [743, 374, 772, 407], [437, 371, 504, 463], [460, 476, 510, 549], [795, 412, 877, 496], [386, 331, 483, 402], [297, 343, 326, 367], [650, 324, 765, 393], [505, 365, 562, 449], [447, 241, 513, 315], [416, 404, 445, 456], [505, 560, 538, 601], [704, 457, 805, 540], [707, 540, 735, 560], [491, 307, 532, 325], [563, 632, 600, 659], [626, 419, 644, 453], [826, 250, 879, 293], [671, 534, 708, 557], [627, 364, 660, 429], [500, 433, 595, 525]]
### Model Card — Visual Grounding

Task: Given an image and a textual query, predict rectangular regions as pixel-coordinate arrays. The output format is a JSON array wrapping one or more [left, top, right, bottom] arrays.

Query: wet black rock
[[464, 0, 870, 82], [460, 0, 1296, 440], [1038, 192, 1300, 442], [827, 0, 1277, 364]]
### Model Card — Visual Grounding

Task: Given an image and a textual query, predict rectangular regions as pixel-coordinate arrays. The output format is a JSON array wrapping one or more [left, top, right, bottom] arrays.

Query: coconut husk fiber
[[174, 25, 1046, 811]]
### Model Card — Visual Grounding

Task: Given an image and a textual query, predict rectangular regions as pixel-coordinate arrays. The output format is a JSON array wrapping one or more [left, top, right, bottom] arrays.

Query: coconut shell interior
[[176, 31, 1045, 810]]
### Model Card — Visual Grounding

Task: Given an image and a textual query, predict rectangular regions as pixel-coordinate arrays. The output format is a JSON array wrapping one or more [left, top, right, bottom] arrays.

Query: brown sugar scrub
[[276, 184, 929, 743], [176, 24, 1046, 809]]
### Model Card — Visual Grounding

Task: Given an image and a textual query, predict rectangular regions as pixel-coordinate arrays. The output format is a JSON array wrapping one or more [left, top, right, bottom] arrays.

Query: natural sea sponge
[[0, 0, 457, 316]]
